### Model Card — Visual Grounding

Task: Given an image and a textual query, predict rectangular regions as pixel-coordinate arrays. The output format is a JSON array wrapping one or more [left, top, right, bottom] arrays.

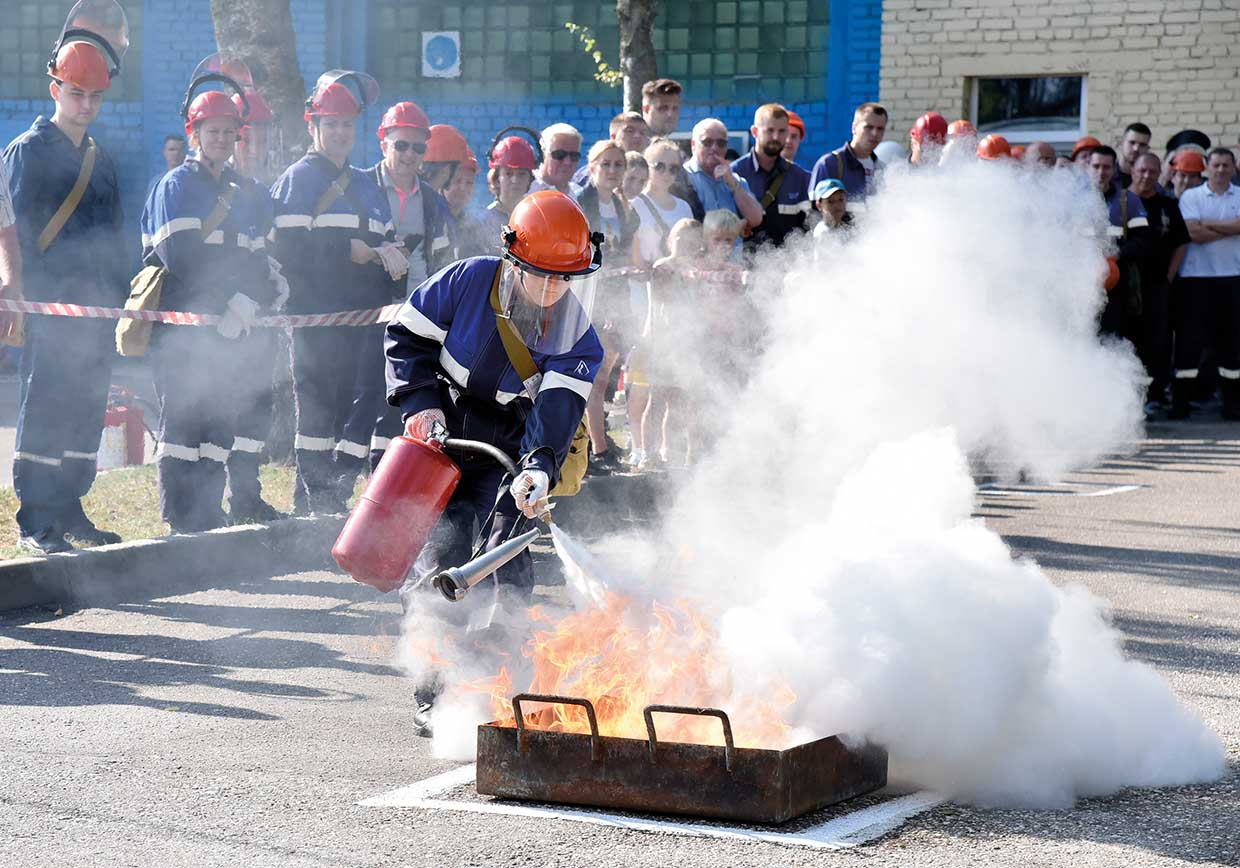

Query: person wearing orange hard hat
[[976, 134, 1012, 161], [386, 190, 605, 643], [270, 69, 410, 514], [1170, 149, 1207, 200], [783, 110, 807, 164], [2, 1, 130, 553], [1071, 135, 1102, 166], [421, 123, 471, 194], [141, 53, 288, 532]]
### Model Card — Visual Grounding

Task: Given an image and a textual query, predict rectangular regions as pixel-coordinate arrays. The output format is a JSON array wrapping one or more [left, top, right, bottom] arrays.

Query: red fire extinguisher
[[100, 386, 148, 469], [332, 435, 463, 592]]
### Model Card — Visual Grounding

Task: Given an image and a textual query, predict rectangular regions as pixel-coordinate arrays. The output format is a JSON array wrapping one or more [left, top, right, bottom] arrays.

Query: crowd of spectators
[[4, 59, 1239, 553]]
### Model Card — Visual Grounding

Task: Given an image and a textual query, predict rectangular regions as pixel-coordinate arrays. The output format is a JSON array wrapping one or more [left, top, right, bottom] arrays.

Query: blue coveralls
[[269, 152, 396, 512], [385, 256, 603, 617], [2, 117, 126, 541], [225, 173, 280, 518], [141, 159, 274, 531], [340, 162, 454, 473]]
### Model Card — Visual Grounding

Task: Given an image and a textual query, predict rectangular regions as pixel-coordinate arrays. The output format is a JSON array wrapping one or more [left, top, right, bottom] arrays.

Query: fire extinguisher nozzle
[[430, 528, 541, 603]]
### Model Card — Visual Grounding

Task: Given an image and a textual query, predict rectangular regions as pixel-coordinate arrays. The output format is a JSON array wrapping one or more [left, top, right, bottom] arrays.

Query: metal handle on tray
[[512, 693, 602, 761], [643, 704, 735, 772]]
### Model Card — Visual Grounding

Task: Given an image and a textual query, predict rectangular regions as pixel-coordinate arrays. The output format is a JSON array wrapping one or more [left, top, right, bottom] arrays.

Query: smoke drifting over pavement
[[402, 157, 1226, 806]]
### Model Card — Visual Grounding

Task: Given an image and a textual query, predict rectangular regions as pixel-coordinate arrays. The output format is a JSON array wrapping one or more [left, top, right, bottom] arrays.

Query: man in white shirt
[[1172, 148, 1240, 419]]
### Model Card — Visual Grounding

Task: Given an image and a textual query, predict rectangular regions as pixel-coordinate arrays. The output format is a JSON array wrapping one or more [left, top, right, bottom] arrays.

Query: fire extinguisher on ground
[[98, 386, 152, 470]]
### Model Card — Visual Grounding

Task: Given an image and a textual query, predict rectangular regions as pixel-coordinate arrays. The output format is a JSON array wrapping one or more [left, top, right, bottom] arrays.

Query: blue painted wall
[[0, 0, 883, 247]]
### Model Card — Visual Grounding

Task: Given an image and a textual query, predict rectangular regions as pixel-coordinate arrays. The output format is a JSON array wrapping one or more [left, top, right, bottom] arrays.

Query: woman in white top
[[625, 138, 692, 468]]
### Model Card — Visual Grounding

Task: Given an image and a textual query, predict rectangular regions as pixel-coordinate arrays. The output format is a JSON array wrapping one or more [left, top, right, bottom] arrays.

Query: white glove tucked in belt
[[217, 292, 259, 339]]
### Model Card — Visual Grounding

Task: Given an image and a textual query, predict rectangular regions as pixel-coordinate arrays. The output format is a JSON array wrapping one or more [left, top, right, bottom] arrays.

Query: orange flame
[[468, 592, 797, 748]]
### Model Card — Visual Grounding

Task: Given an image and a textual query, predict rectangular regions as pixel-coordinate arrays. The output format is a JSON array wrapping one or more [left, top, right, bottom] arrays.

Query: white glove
[[217, 292, 259, 339], [509, 469, 550, 519], [375, 242, 410, 281], [404, 408, 447, 442], [267, 256, 290, 311]]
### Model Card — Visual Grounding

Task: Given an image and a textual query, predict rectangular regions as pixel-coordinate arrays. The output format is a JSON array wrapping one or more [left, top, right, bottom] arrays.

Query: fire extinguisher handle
[[442, 438, 519, 477]]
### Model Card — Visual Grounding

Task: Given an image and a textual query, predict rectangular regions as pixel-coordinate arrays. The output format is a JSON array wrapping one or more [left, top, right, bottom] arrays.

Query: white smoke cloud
[[401, 157, 1226, 806]]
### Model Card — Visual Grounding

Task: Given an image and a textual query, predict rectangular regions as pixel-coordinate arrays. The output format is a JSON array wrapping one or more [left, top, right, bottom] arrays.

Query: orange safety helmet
[[976, 134, 1011, 160], [424, 124, 470, 164], [947, 119, 976, 138], [1071, 135, 1102, 161], [502, 191, 601, 277], [1171, 150, 1206, 174], [49, 42, 112, 91], [377, 101, 430, 141], [1010, 144, 1027, 161], [910, 112, 948, 145], [185, 90, 242, 137], [489, 135, 539, 171], [786, 110, 807, 142]]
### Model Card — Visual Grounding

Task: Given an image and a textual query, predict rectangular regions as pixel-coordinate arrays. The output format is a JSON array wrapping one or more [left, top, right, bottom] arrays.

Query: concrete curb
[[0, 469, 673, 614]]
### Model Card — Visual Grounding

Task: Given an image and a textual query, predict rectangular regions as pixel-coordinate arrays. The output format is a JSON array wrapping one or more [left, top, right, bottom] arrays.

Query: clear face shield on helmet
[[53, 0, 130, 77], [498, 259, 599, 356], [182, 53, 254, 117], [309, 69, 380, 113]]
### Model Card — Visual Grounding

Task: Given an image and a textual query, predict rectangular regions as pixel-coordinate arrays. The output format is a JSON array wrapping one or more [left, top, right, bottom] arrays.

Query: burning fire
[[469, 593, 797, 749]]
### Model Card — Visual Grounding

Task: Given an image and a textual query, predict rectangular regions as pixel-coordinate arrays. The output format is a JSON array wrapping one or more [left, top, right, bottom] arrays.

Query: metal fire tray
[[476, 693, 888, 825]]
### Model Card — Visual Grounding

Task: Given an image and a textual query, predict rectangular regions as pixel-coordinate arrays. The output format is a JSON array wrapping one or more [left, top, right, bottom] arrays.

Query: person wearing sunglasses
[[529, 122, 583, 194], [681, 117, 763, 229]]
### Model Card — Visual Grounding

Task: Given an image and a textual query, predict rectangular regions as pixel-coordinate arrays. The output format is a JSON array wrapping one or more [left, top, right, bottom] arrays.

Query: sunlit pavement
[[1, 423, 1237, 867]]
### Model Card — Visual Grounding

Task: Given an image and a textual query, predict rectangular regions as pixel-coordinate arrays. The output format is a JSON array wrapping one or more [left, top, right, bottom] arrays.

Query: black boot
[[1168, 380, 1193, 420]]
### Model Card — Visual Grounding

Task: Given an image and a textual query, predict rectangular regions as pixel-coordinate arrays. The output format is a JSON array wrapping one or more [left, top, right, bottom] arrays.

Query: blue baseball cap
[[813, 179, 846, 201]]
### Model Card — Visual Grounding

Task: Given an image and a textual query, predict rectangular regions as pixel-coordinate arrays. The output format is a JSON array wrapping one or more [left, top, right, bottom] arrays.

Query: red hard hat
[[460, 149, 480, 175], [977, 134, 1011, 160], [234, 89, 273, 124], [185, 90, 242, 138], [49, 42, 112, 91], [377, 101, 430, 141], [947, 119, 976, 138], [424, 124, 470, 164], [503, 191, 598, 276], [910, 112, 948, 144], [306, 82, 360, 119], [786, 111, 806, 142], [489, 135, 539, 170]]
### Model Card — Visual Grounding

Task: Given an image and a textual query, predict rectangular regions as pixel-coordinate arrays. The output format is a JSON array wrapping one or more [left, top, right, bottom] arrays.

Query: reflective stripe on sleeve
[[540, 370, 593, 400], [295, 434, 335, 451], [495, 389, 521, 405], [1127, 216, 1149, 229], [1220, 367, 1240, 380], [203, 230, 225, 245], [63, 450, 98, 461], [312, 213, 361, 230], [776, 201, 812, 215], [368, 218, 389, 235], [1106, 225, 1124, 237], [440, 346, 471, 388], [395, 303, 448, 342], [432, 235, 450, 252], [232, 437, 264, 453], [1175, 368, 1199, 379], [147, 216, 204, 248]]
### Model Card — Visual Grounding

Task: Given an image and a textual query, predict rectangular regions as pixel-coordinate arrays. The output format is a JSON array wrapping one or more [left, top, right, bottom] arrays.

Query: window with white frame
[[970, 75, 1086, 145]]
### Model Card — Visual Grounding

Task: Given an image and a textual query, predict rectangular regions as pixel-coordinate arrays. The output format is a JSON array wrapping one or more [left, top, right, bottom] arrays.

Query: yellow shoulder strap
[[37, 137, 96, 254]]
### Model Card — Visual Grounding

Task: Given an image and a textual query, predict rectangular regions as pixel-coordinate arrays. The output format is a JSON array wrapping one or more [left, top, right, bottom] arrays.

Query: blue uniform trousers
[[291, 325, 366, 512], [336, 324, 403, 479], [151, 326, 236, 532], [225, 326, 278, 513], [13, 316, 113, 536]]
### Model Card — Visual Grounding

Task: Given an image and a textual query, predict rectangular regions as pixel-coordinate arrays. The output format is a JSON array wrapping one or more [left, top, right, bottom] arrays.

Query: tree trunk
[[209, 0, 307, 163], [616, 0, 658, 113], [210, 0, 304, 466]]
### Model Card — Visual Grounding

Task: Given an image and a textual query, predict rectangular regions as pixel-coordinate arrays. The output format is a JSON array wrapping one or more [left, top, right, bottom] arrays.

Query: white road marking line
[[978, 482, 1140, 498], [361, 763, 944, 850]]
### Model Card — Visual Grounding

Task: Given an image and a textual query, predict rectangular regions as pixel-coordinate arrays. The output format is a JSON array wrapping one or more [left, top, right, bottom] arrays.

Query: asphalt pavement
[[1, 421, 1238, 867]]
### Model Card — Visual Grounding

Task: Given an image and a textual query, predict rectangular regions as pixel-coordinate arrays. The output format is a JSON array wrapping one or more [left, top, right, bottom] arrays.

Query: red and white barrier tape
[[0, 297, 402, 328]]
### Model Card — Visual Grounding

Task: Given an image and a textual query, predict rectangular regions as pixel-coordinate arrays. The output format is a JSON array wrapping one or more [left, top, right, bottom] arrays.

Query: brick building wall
[[879, 0, 1240, 154]]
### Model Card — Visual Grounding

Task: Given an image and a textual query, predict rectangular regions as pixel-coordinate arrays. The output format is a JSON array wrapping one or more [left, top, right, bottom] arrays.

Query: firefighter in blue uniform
[[141, 55, 278, 533], [386, 190, 604, 617], [332, 101, 453, 474], [269, 70, 409, 514], [225, 85, 289, 523], [2, 1, 129, 553]]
